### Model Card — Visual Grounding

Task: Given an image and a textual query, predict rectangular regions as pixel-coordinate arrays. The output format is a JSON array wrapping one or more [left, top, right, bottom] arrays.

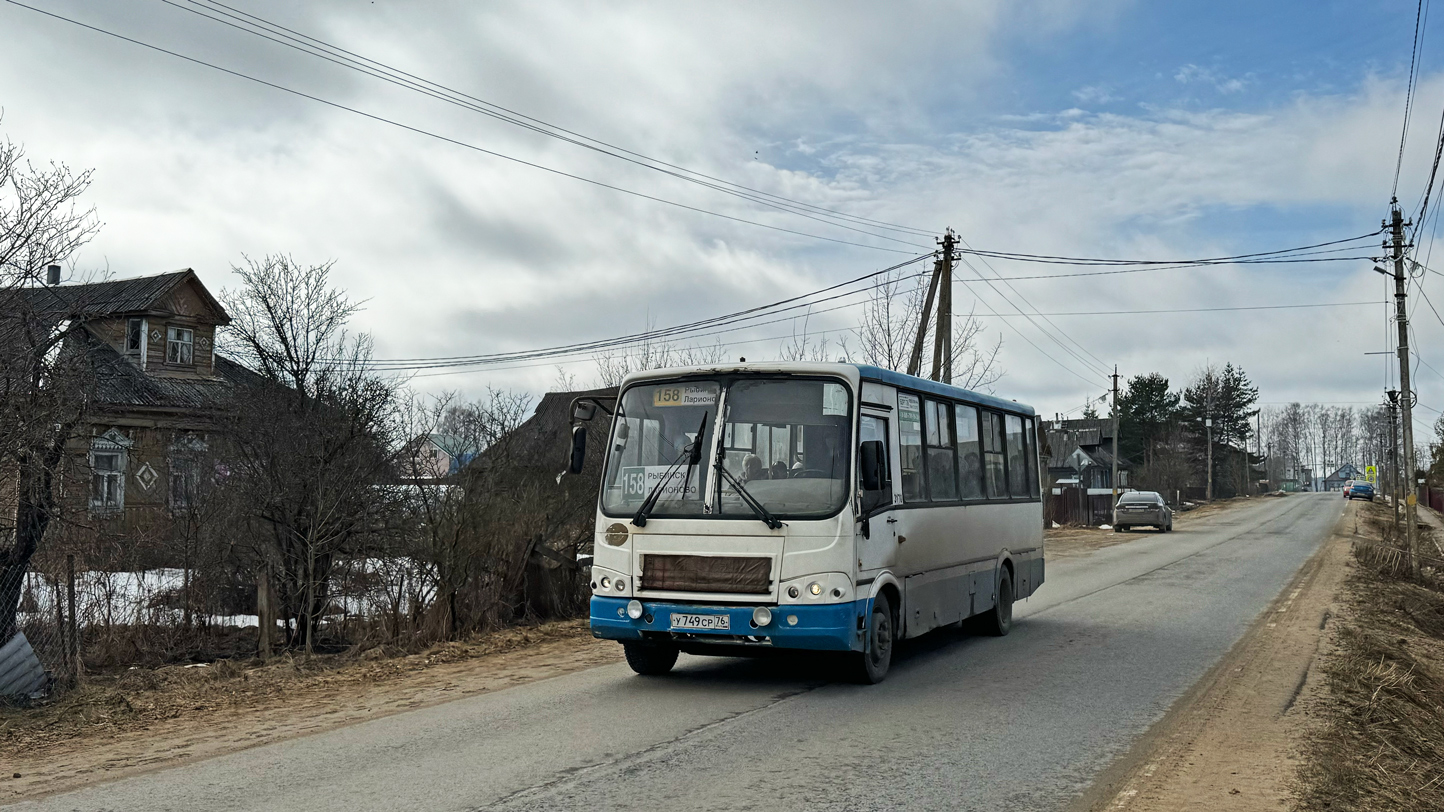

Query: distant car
[[1347, 481, 1375, 501], [1113, 491, 1173, 532], [1342, 480, 1354, 497]]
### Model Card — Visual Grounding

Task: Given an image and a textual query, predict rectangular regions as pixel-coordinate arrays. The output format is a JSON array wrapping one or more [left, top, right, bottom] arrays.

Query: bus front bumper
[[590, 596, 865, 652]]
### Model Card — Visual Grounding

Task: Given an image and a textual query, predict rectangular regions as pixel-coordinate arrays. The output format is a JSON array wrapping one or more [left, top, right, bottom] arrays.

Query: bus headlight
[[808, 582, 823, 596], [752, 606, 773, 627], [600, 576, 612, 590], [627, 600, 644, 619], [787, 586, 800, 599], [614, 578, 626, 591], [604, 523, 629, 546]]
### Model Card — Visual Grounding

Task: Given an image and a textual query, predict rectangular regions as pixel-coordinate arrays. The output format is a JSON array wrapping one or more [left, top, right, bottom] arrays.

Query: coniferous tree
[[1118, 373, 1181, 469]]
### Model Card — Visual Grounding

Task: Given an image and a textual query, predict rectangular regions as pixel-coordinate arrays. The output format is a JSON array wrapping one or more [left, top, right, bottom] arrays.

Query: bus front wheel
[[981, 571, 1014, 637], [623, 641, 679, 676], [852, 591, 895, 684]]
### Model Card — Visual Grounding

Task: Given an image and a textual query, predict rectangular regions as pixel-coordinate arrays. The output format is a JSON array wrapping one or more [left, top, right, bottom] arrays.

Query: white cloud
[[1174, 63, 1250, 94], [0, 0, 1437, 421]]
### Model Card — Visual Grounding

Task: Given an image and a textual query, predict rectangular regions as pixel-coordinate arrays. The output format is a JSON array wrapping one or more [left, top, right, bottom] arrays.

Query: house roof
[[14, 270, 231, 325], [1324, 463, 1364, 482], [1045, 429, 1133, 470], [79, 327, 254, 412], [428, 433, 479, 459]]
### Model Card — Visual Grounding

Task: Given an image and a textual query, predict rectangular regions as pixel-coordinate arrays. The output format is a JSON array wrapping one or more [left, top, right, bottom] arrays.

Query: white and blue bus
[[568, 362, 1044, 683]]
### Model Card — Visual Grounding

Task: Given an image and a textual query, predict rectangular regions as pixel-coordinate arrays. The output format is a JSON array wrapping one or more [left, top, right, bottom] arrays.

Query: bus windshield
[[600, 376, 852, 520]]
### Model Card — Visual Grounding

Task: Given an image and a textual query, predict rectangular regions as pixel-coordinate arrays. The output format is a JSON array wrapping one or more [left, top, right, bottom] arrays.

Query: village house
[[19, 268, 251, 544], [1044, 417, 1133, 492]]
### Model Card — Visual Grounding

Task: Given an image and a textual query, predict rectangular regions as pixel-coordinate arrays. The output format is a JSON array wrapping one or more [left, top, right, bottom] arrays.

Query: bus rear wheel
[[623, 641, 679, 675], [852, 591, 894, 684], [981, 571, 1014, 637]]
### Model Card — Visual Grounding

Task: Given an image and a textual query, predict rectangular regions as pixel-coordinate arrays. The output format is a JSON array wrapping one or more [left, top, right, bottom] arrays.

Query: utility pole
[[907, 253, 943, 378], [1387, 389, 1400, 539], [930, 229, 956, 383], [1205, 382, 1214, 502], [1111, 366, 1121, 504], [1385, 201, 1421, 576]]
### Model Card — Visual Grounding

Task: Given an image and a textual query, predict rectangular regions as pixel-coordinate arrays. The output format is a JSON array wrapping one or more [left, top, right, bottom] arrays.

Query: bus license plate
[[671, 613, 730, 631]]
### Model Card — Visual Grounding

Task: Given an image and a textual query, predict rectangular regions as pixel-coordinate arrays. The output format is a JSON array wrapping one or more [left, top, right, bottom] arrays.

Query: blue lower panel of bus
[[591, 596, 864, 652]]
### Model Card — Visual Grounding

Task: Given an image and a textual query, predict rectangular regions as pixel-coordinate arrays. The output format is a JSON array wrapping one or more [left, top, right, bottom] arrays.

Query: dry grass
[[0, 618, 591, 756], [1296, 503, 1444, 812]]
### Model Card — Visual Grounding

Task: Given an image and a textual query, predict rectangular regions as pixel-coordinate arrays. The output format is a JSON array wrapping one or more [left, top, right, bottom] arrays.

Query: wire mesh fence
[[3, 544, 589, 700]]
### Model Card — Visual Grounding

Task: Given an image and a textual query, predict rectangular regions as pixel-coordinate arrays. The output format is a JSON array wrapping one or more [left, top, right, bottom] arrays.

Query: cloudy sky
[[3, 0, 1442, 432]]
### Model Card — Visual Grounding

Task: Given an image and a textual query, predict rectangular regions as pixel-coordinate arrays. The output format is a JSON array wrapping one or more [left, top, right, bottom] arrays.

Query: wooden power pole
[[908, 229, 956, 383], [1205, 384, 1214, 503], [1110, 366, 1120, 504], [930, 230, 956, 384], [1387, 389, 1400, 539], [1385, 201, 1421, 575]]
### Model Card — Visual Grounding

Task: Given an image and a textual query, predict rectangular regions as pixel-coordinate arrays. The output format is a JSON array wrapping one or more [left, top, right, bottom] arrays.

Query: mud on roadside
[[1294, 502, 1444, 812], [1, 619, 622, 801]]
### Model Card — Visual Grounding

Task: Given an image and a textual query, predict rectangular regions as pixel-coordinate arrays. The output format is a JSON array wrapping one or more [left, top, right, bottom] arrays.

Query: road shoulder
[[1, 621, 621, 803], [1068, 498, 1354, 812]]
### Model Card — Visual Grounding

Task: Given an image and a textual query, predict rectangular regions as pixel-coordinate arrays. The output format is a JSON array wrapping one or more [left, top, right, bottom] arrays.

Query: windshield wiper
[[710, 424, 783, 530], [631, 412, 708, 528]]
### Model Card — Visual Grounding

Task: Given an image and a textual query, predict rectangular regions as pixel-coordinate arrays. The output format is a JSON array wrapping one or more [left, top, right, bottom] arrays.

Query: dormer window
[[126, 318, 144, 353], [166, 326, 194, 364]]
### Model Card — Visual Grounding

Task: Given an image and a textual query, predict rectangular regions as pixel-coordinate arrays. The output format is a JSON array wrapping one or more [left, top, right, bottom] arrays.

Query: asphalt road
[[12, 493, 1342, 812]]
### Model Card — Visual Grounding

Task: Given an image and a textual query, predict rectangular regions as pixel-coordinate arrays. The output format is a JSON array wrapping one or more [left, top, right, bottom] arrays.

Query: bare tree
[[853, 267, 1002, 390], [594, 334, 728, 388], [0, 130, 101, 640], [396, 388, 533, 642], [220, 256, 403, 653]]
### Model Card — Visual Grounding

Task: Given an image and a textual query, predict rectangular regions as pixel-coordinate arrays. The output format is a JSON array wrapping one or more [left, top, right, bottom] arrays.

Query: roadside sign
[[1365, 465, 1377, 484]]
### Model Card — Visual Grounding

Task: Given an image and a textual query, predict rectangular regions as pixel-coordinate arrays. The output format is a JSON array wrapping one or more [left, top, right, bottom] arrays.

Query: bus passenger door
[[857, 410, 897, 574]]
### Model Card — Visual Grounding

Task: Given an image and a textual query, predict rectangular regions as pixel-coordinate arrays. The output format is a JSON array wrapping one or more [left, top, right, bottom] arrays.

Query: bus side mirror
[[860, 440, 885, 491], [572, 400, 598, 422], [567, 426, 587, 475]]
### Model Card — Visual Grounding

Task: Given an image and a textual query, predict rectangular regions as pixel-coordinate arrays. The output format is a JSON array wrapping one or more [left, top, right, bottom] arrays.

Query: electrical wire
[[360, 253, 933, 369], [1395, 0, 1429, 197], [156, 0, 931, 250], [3, 0, 923, 256], [950, 231, 1382, 267], [169, 0, 940, 241]]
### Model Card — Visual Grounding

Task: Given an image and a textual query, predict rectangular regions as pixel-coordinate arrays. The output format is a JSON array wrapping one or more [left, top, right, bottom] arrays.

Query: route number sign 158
[[652, 385, 717, 408]]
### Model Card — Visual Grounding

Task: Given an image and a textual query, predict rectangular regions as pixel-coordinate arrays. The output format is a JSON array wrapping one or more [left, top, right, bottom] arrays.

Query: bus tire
[[982, 570, 1014, 637], [852, 591, 895, 684], [623, 642, 679, 676]]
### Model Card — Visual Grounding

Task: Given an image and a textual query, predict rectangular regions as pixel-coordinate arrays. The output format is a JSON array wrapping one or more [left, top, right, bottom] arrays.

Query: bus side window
[[982, 410, 1007, 499], [1025, 416, 1041, 499], [897, 392, 926, 502], [1005, 414, 1028, 498], [859, 415, 892, 511], [955, 404, 984, 499], [925, 400, 957, 501]]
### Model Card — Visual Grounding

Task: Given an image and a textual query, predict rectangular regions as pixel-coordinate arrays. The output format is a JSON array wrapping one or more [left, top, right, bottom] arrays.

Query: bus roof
[[855, 365, 1035, 416], [615, 362, 1034, 417]]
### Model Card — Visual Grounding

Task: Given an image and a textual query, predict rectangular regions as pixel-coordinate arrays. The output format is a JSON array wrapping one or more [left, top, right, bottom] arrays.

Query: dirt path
[[2, 623, 621, 803], [1070, 498, 1355, 812]]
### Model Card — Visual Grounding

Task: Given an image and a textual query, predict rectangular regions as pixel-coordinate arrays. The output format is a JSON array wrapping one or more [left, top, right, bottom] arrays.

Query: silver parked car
[[1113, 491, 1173, 532]]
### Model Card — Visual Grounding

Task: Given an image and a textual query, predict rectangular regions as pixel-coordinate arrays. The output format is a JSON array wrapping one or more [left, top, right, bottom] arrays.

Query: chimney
[[45, 264, 61, 285]]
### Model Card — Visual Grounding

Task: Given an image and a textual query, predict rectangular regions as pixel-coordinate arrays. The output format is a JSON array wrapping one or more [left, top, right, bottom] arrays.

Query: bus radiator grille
[[640, 554, 772, 594]]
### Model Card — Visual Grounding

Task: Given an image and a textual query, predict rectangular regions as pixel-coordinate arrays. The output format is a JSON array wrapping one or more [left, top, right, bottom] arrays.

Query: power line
[[950, 231, 1382, 267], [362, 253, 934, 369], [155, 0, 933, 250], [4, 0, 922, 256], [169, 0, 940, 241], [975, 301, 1383, 317], [1395, 0, 1429, 197]]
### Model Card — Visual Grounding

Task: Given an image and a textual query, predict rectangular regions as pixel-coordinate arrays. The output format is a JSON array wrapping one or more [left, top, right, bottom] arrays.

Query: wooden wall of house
[[58, 422, 213, 551]]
